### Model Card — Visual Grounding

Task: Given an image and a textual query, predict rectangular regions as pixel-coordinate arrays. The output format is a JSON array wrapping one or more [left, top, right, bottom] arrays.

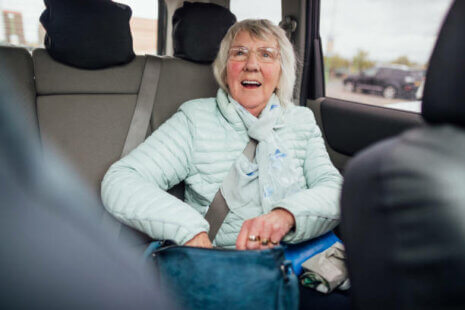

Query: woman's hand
[[236, 208, 295, 250], [185, 232, 213, 248]]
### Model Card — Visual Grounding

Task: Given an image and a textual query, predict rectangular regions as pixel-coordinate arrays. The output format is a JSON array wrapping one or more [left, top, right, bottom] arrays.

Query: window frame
[[302, 0, 325, 103], [157, 0, 168, 55]]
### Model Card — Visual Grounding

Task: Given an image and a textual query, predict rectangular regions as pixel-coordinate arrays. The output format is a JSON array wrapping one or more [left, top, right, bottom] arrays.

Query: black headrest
[[40, 0, 135, 69], [422, 1, 465, 128], [172, 2, 236, 63]]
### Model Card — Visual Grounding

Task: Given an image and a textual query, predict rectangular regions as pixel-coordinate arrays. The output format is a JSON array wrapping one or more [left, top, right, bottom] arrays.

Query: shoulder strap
[[121, 56, 161, 157], [104, 56, 161, 241], [205, 139, 258, 241]]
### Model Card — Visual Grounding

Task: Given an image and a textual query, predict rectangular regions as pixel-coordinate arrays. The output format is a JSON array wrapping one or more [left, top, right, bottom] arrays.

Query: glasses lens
[[228, 47, 279, 62], [229, 47, 248, 61], [257, 47, 279, 62]]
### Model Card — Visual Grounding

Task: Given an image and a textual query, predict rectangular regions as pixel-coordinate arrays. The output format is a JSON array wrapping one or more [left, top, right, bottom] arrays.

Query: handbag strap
[[205, 139, 258, 241]]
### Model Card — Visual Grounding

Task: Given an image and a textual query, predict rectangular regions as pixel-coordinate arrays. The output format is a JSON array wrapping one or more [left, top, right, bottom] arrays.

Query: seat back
[[340, 1, 465, 309], [33, 49, 146, 196], [32, 49, 218, 198], [151, 56, 218, 129]]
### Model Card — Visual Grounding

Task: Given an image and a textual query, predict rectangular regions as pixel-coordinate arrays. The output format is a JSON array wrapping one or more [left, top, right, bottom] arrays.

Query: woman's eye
[[262, 52, 271, 58]]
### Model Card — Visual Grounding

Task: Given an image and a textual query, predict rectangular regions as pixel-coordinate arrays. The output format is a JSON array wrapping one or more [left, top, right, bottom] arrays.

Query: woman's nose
[[244, 52, 260, 71]]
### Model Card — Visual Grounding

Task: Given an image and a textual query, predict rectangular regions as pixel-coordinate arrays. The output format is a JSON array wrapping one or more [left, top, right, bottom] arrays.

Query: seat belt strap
[[205, 139, 258, 241], [121, 56, 162, 157], [104, 56, 161, 241]]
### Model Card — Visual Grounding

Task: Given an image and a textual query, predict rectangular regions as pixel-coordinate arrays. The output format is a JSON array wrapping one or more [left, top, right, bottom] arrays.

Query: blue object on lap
[[284, 231, 340, 275], [145, 241, 299, 310]]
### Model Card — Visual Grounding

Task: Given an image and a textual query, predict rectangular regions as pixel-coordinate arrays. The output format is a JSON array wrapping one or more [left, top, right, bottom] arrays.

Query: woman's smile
[[241, 80, 262, 88]]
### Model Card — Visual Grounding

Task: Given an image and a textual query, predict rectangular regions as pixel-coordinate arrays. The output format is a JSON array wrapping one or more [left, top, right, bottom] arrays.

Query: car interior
[[0, 0, 463, 308]]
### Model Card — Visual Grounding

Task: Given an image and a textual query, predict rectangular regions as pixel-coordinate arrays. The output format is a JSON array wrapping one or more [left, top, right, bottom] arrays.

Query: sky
[[0, 0, 453, 65]]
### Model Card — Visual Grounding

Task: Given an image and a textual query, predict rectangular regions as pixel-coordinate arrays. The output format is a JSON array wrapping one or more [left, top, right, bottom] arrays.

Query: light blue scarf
[[220, 93, 301, 216]]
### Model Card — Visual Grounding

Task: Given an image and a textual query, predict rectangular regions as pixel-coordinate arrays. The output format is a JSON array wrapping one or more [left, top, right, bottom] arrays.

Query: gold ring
[[261, 239, 269, 245], [248, 235, 260, 242], [270, 240, 279, 245]]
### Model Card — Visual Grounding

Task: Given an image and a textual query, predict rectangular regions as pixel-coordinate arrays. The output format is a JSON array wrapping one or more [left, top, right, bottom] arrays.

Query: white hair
[[212, 19, 297, 107]]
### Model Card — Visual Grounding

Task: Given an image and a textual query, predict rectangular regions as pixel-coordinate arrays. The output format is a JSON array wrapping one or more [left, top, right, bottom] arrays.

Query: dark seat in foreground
[[341, 1, 465, 309], [0, 81, 177, 309]]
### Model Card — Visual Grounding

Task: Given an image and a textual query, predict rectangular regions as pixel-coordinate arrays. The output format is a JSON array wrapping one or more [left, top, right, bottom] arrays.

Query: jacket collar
[[216, 88, 284, 133]]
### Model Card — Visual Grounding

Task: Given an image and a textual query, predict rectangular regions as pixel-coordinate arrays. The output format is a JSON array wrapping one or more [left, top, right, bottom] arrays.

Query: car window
[[0, 0, 45, 51], [0, 0, 158, 55], [375, 68, 390, 78], [119, 0, 158, 54], [363, 67, 377, 77], [230, 0, 281, 25], [320, 0, 453, 113]]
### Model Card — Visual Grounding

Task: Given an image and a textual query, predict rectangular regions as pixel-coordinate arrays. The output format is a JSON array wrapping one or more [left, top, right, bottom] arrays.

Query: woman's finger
[[245, 218, 262, 250], [236, 221, 250, 250], [259, 220, 272, 249], [269, 223, 285, 246]]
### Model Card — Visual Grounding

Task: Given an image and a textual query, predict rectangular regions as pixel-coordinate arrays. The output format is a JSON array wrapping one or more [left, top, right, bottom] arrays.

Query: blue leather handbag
[[145, 241, 299, 310]]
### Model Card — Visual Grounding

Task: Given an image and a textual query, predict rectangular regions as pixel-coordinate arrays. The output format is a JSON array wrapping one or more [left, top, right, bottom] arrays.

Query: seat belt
[[121, 56, 162, 157], [103, 55, 162, 240], [205, 139, 258, 241]]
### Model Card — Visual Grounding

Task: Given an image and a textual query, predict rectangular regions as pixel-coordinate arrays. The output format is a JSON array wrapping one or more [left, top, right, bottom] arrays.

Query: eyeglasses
[[228, 46, 280, 63]]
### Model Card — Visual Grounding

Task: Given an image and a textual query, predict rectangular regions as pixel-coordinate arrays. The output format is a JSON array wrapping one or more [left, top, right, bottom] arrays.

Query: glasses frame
[[228, 46, 281, 63]]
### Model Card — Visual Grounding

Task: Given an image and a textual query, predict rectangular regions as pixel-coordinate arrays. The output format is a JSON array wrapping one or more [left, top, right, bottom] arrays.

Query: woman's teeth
[[241, 80, 261, 87]]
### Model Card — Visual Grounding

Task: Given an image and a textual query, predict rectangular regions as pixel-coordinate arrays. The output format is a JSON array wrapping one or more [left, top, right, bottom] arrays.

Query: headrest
[[422, 1, 465, 128], [172, 2, 236, 63], [40, 0, 135, 69]]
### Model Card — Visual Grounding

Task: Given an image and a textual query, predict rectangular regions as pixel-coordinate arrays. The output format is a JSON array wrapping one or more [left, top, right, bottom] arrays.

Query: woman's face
[[226, 31, 281, 117]]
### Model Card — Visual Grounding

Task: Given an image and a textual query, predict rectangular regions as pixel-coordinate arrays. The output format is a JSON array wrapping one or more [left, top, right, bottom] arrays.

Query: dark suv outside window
[[343, 66, 424, 99]]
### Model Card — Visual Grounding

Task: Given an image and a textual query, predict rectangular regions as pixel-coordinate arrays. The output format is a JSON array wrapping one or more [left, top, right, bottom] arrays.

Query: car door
[[357, 67, 377, 92], [372, 68, 390, 93]]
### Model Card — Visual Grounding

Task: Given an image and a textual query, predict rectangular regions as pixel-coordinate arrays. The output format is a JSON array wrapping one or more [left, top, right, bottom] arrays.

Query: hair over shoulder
[[212, 19, 297, 107]]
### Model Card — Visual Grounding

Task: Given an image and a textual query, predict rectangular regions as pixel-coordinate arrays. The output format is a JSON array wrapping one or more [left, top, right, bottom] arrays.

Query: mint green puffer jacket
[[101, 89, 342, 248]]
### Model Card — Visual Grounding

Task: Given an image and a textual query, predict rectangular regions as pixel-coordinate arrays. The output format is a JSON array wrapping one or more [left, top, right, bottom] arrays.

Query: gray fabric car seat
[[340, 1, 465, 309], [34, 49, 147, 196], [33, 47, 218, 201], [33, 50, 218, 199]]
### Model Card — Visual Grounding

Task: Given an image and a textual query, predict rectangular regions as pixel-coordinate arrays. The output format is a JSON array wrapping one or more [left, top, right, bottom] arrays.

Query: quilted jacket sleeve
[[272, 108, 342, 243], [101, 110, 209, 245]]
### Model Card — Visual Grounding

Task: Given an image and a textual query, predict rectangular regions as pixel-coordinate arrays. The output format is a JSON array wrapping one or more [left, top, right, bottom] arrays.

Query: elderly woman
[[101, 19, 342, 251]]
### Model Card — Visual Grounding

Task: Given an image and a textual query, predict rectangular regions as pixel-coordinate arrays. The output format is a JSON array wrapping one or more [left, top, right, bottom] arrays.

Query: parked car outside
[[343, 65, 424, 99]]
